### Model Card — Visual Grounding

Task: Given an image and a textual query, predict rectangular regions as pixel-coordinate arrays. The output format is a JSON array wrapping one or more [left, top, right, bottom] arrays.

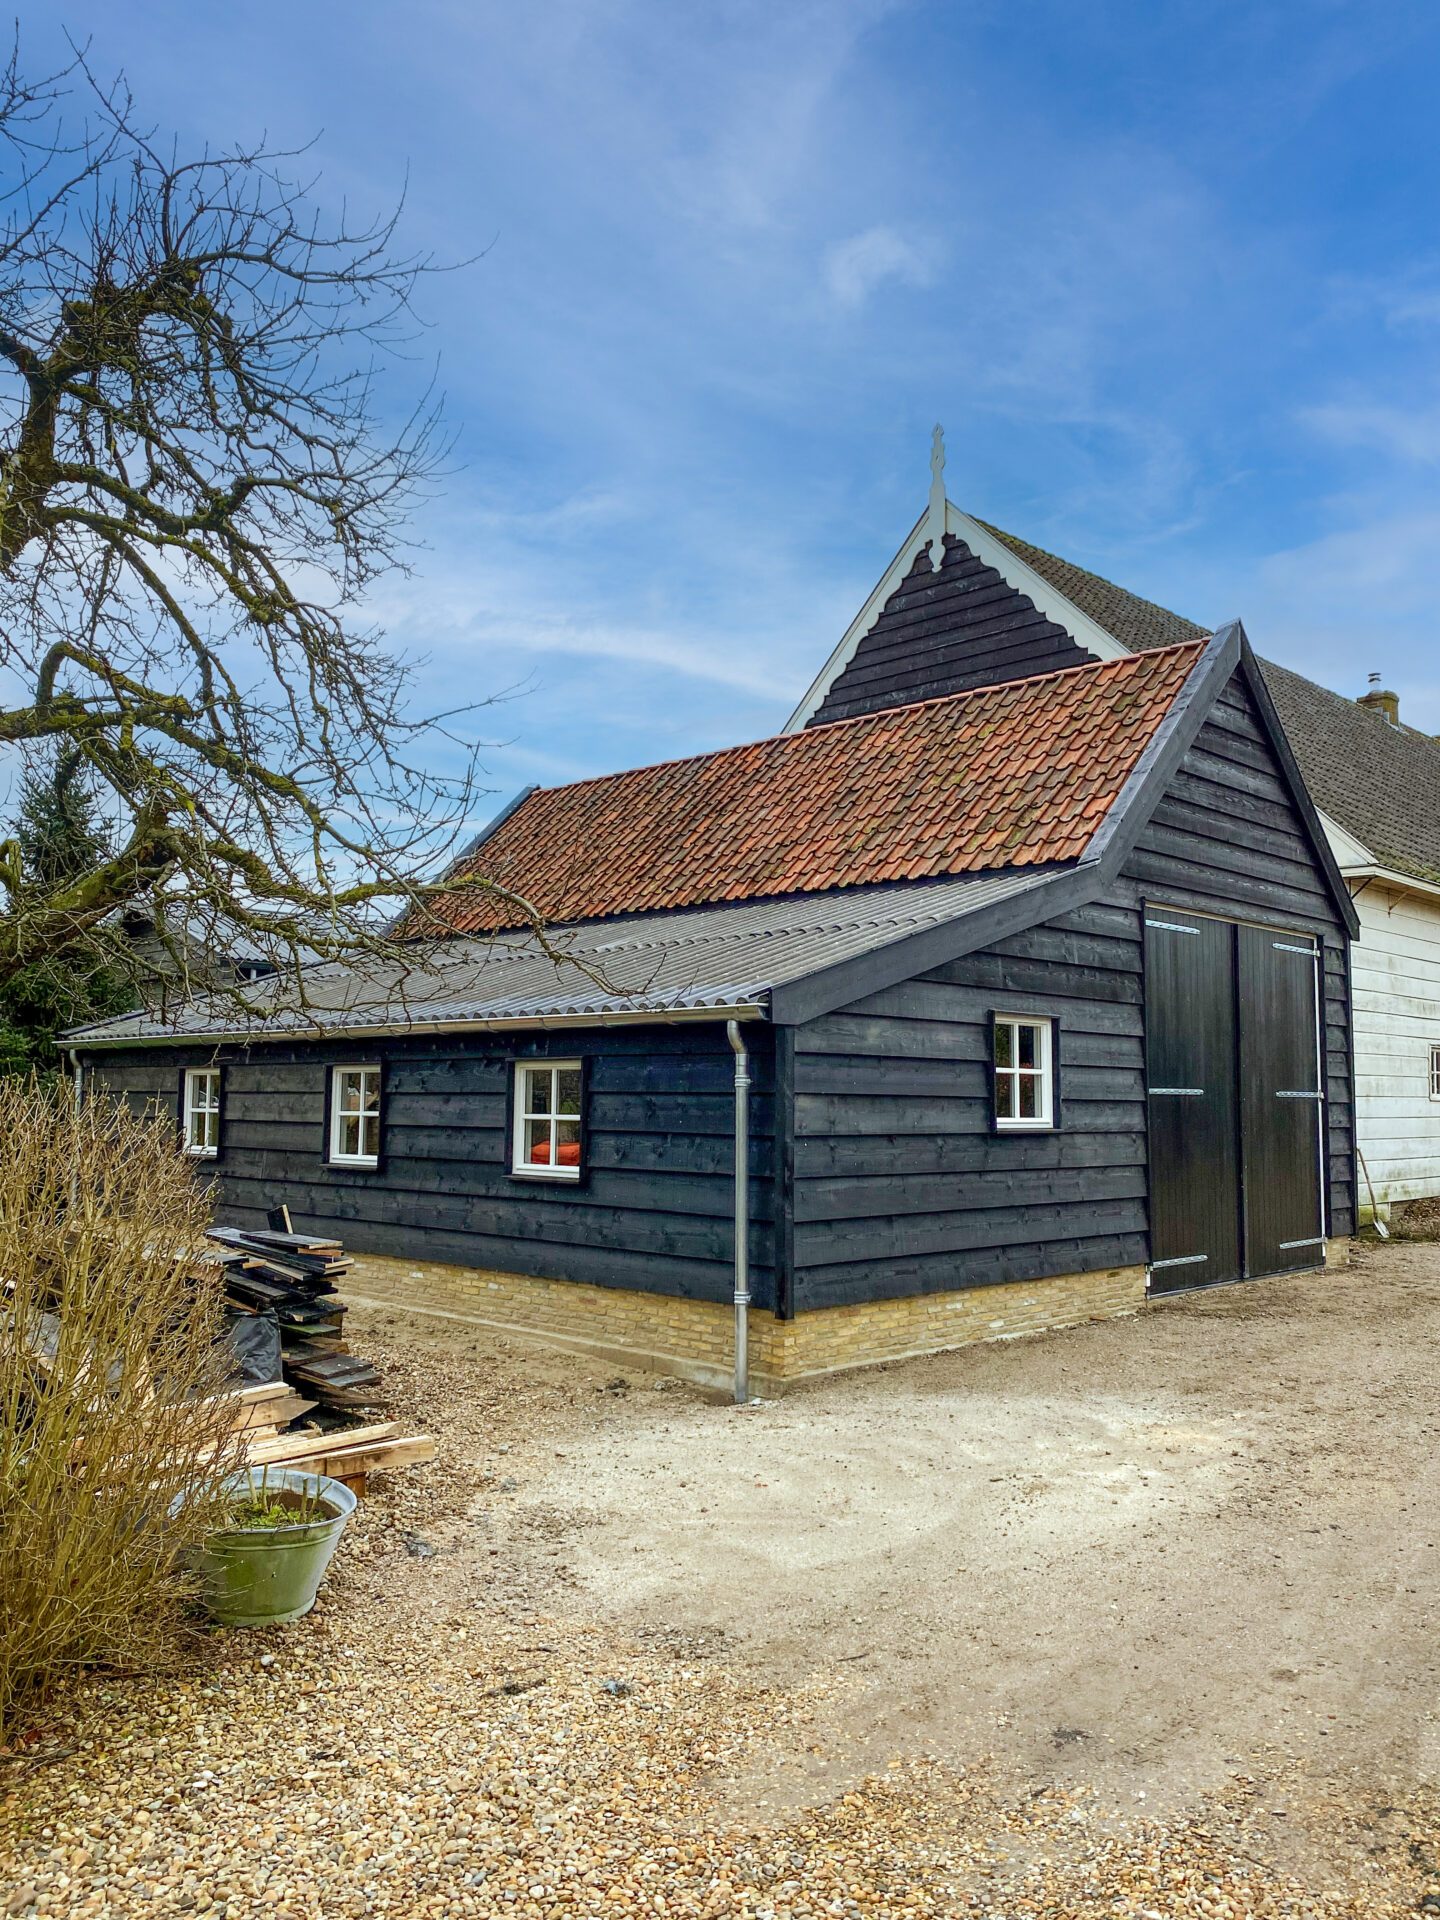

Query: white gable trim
[[1317, 807, 1376, 872], [1317, 805, 1440, 902], [782, 510, 932, 734], [782, 501, 1129, 734], [946, 507, 1131, 664]]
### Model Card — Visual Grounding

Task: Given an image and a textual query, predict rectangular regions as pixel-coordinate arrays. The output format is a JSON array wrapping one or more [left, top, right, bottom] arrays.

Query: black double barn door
[[1145, 909, 1325, 1295]]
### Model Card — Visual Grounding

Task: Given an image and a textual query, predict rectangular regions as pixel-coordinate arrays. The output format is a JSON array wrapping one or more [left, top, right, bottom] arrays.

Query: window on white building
[[1430, 1044, 1440, 1101]]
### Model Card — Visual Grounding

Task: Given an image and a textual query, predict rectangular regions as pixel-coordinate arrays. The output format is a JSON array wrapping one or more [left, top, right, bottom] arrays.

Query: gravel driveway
[[3, 1240, 1439, 1917]]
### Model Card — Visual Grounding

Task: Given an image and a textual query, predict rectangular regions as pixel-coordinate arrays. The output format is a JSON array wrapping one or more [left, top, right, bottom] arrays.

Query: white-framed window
[[512, 1060, 583, 1180], [1430, 1044, 1440, 1101], [329, 1065, 381, 1166], [183, 1067, 221, 1157], [993, 1016, 1055, 1129]]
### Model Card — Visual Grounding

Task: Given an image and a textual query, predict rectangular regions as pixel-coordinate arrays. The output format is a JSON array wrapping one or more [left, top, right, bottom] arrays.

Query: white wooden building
[[1256, 669, 1440, 1224]]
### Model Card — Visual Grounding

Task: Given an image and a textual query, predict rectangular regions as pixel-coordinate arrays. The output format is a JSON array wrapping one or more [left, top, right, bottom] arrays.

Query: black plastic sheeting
[[223, 1306, 282, 1386]]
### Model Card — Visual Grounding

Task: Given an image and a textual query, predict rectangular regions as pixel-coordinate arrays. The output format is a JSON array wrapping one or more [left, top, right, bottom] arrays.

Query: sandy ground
[[507, 1240, 1440, 1821], [6, 1239, 1440, 1917]]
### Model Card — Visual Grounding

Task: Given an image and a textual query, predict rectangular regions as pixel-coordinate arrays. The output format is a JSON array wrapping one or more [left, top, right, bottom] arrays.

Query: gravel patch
[[4, 1297, 1440, 1917]]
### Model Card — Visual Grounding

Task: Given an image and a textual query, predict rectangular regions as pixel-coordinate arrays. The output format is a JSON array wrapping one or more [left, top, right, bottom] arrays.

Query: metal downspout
[[726, 1021, 750, 1405]]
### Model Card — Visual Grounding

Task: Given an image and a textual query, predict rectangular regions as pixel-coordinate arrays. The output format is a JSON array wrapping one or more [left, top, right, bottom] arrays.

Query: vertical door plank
[[1145, 911, 1242, 1292], [1238, 926, 1325, 1275]]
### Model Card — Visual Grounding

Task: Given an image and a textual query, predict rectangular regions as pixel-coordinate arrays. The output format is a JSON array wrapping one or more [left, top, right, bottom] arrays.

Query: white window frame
[[329, 1065, 382, 1167], [993, 1015, 1055, 1130], [183, 1067, 221, 1158], [512, 1059, 583, 1181], [1430, 1044, 1440, 1102]]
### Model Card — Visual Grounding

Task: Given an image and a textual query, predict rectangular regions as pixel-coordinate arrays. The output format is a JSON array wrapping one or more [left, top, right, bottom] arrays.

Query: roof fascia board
[[1315, 806, 1376, 870], [946, 508, 1130, 664], [1236, 644, 1361, 939], [66, 1001, 768, 1052], [1337, 863, 1440, 905], [782, 510, 932, 733], [781, 502, 1130, 735], [457, 785, 540, 861], [768, 869, 1094, 1025], [1079, 622, 1243, 875]]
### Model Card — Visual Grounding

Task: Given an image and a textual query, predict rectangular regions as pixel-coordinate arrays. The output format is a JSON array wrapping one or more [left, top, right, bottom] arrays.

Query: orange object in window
[[531, 1139, 581, 1167]]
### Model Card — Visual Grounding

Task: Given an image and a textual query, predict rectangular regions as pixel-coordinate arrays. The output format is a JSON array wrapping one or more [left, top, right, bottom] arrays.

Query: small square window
[[993, 1016, 1055, 1129], [1430, 1044, 1440, 1101], [183, 1068, 221, 1157], [330, 1065, 381, 1166], [513, 1061, 583, 1179]]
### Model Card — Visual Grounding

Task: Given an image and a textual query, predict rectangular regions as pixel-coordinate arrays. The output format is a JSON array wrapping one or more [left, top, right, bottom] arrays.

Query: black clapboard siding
[[1322, 937, 1355, 1235], [82, 1023, 777, 1309], [795, 1194, 1146, 1267], [794, 1093, 1145, 1139], [795, 1162, 1147, 1223], [824, 978, 1142, 1033], [797, 1128, 1145, 1180], [1121, 671, 1352, 1240], [789, 898, 1149, 1307], [793, 1054, 985, 1099], [789, 669, 1353, 1309], [800, 1233, 1149, 1310], [807, 539, 1097, 726]]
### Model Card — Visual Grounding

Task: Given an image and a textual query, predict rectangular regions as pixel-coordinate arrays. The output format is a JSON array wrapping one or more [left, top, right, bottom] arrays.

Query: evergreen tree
[[0, 753, 136, 1075]]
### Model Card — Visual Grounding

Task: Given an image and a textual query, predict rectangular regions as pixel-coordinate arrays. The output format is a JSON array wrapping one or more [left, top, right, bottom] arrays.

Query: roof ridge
[[801, 633, 1204, 729]]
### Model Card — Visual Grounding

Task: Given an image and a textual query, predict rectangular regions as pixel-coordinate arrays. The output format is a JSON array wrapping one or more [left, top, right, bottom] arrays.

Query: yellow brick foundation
[[342, 1253, 1150, 1395]]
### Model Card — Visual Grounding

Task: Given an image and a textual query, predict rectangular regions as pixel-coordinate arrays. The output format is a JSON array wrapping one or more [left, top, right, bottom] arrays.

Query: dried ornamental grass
[[0, 1077, 244, 1736]]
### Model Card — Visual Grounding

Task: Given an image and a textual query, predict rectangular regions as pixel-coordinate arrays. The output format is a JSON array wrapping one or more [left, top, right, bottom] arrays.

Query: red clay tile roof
[[417, 643, 1204, 934]]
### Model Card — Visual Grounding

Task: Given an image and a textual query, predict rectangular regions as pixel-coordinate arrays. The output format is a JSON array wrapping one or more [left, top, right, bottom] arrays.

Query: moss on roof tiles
[[412, 645, 1202, 936], [975, 520, 1211, 653]]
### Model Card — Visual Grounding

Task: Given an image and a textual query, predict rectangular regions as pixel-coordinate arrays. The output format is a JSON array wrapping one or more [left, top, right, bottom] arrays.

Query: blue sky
[[29, 0, 1440, 817]]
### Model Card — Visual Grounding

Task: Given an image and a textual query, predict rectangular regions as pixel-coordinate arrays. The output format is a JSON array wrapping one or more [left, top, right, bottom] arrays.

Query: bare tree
[[0, 44, 525, 1017]]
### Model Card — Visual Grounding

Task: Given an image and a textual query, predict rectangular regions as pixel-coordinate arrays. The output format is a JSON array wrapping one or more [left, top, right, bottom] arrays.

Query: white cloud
[[1300, 399, 1440, 465], [823, 225, 935, 308]]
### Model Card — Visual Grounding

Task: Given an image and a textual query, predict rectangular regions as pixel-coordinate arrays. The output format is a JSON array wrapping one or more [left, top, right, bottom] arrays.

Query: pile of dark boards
[[200, 1209, 434, 1492], [206, 1216, 387, 1417]]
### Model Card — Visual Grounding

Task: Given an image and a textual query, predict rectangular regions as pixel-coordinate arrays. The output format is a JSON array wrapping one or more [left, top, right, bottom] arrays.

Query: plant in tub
[[202, 1467, 357, 1628]]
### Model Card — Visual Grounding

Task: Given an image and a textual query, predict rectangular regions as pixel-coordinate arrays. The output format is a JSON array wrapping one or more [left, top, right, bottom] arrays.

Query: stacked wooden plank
[[196, 1218, 434, 1493], [219, 1383, 435, 1491], [205, 1226, 388, 1411]]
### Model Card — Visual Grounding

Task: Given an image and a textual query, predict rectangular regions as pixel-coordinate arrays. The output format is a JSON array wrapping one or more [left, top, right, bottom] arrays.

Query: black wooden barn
[[69, 510, 1359, 1388]]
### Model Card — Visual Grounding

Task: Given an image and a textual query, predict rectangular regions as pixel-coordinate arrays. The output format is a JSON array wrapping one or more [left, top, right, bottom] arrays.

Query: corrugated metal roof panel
[[67, 869, 1061, 1047]]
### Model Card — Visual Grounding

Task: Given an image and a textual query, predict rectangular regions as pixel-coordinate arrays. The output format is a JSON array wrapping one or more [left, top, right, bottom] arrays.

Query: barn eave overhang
[[64, 1000, 770, 1053]]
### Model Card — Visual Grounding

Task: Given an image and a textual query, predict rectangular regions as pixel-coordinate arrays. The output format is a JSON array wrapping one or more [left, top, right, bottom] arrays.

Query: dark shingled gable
[[1256, 659, 1440, 885], [805, 532, 1094, 725]]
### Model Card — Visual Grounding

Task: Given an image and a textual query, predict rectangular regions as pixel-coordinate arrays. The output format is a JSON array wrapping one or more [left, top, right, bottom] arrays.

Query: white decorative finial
[[927, 423, 946, 574]]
